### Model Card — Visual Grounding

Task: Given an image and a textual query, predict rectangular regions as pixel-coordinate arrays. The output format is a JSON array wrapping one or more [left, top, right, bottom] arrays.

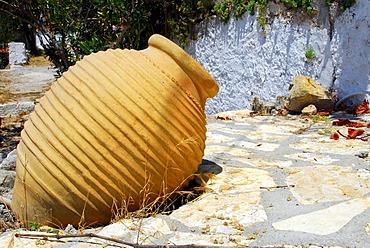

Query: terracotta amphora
[[11, 34, 219, 227]]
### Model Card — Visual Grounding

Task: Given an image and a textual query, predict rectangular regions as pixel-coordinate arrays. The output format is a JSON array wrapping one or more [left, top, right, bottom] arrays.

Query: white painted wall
[[187, 0, 369, 114], [332, 0, 370, 104]]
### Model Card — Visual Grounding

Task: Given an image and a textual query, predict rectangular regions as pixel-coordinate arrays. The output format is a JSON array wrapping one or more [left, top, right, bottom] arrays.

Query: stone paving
[[0, 65, 55, 104], [1, 111, 370, 247]]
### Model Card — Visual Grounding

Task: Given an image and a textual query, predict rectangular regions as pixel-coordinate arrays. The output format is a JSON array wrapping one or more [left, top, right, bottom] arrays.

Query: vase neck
[[143, 34, 219, 110]]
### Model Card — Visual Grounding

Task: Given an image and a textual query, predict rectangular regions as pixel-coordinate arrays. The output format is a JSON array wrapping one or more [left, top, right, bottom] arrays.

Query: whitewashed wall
[[332, 0, 370, 103], [186, 0, 369, 114], [8, 42, 28, 67]]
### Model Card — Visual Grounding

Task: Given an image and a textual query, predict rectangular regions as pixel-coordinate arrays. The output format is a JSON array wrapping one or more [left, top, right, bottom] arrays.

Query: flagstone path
[[2, 112, 369, 247]]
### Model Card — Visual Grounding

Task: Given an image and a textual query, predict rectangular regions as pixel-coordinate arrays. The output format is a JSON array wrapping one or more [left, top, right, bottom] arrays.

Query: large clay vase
[[11, 34, 219, 227]]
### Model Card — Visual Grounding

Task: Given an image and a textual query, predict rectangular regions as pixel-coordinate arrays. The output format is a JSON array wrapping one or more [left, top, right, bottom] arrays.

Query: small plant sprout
[[311, 115, 330, 123], [305, 46, 316, 59], [28, 218, 41, 231]]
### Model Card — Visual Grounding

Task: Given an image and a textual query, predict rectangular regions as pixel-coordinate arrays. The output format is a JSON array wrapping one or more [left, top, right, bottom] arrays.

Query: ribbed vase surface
[[11, 34, 219, 227]]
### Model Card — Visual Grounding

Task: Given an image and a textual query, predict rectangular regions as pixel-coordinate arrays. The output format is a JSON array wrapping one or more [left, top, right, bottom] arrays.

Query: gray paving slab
[[201, 114, 370, 247]]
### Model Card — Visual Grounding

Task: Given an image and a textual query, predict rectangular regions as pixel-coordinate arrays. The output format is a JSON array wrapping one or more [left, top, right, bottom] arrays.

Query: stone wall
[[186, 0, 369, 114]]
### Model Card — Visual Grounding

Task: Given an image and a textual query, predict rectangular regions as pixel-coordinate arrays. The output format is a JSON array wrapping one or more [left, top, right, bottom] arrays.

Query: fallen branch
[[337, 130, 370, 141], [15, 232, 133, 246], [15, 232, 229, 248], [260, 185, 295, 190]]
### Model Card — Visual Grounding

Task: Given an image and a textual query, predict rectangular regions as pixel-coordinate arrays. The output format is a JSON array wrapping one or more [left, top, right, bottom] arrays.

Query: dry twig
[[260, 185, 295, 190], [15, 232, 228, 247]]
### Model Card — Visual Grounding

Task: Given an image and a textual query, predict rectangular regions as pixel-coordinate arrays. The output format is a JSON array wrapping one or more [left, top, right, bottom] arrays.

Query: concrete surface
[[1, 111, 369, 247]]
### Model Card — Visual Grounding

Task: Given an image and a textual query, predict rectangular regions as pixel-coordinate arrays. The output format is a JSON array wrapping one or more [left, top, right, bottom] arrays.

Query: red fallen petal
[[333, 119, 350, 126], [355, 99, 370, 115], [346, 122, 365, 128], [356, 108, 366, 115], [330, 132, 339, 140], [333, 119, 366, 127], [216, 115, 232, 121], [367, 123, 370, 128], [347, 128, 365, 138]]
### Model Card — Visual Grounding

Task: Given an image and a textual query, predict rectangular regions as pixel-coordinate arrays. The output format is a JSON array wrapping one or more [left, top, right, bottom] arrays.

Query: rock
[[251, 97, 276, 115], [317, 129, 326, 135], [287, 75, 334, 112], [301, 104, 318, 115], [0, 102, 34, 129], [0, 102, 35, 116], [8, 42, 28, 67], [0, 149, 16, 171], [0, 170, 16, 188], [275, 96, 289, 110], [64, 224, 78, 234]]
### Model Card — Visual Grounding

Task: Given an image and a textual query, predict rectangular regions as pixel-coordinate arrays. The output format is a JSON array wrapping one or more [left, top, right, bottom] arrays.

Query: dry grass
[[9, 136, 216, 236], [109, 137, 211, 223], [25, 56, 53, 67], [109, 171, 209, 223]]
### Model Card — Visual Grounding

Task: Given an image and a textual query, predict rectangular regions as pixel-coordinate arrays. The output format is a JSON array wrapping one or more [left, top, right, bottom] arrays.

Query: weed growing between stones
[[310, 115, 330, 123], [305, 45, 316, 59], [28, 217, 41, 231]]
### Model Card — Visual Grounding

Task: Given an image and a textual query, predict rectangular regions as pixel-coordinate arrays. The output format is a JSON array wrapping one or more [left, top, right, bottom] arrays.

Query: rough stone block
[[287, 75, 334, 112], [8, 42, 28, 67]]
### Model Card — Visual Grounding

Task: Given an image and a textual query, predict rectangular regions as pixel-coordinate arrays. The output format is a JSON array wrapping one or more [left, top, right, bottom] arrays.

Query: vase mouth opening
[[147, 34, 219, 107]]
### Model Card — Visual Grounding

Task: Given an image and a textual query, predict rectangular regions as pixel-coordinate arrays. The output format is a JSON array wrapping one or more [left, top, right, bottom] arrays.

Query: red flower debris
[[355, 99, 370, 115], [349, 123, 366, 128], [332, 119, 367, 128], [277, 107, 289, 116], [332, 118, 370, 141], [216, 115, 232, 121], [332, 119, 351, 126], [0, 47, 9, 54], [347, 128, 365, 138], [336, 129, 370, 141], [346, 99, 370, 115], [330, 131, 339, 140]]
